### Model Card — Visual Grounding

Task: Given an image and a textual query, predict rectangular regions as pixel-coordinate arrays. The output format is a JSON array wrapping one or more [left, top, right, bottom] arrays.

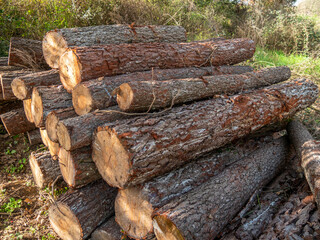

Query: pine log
[[27, 129, 42, 145], [45, 107, 77, 143], [116, 66, 291, 112], [0, 57, 8, 66], [29, 151, 60, 188], [8, 37, 49, 69], [43, 25, 187, 69], [59, 38, 255, 92], [40, 129, 60, 158], [115, 135, 276, 239], [0, 65, 22, 72], [91, 217, 123, 240], [92, 78, 318, 188], [40, 128, 49, 146], [31, 85, 72, 128], [152, 137, 289, 240], [0, 108, 35, 135], [23, 99, 34, 123], [58, 147, 100, 188], [11, 69, 60, 100], [49, 180, 117, 240], [287, 120, 320, 209], [72, 66, 254, 115]]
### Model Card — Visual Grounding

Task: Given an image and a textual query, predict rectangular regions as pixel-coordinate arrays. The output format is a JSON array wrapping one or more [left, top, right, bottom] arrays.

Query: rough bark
[[23, 99, 34, 123], [8, 37, 49, 69], [116, 66, 291, 112], [0, 65, 23, 72], [29, 151, 60, 188], [11, 69, 60, 100], [58, 147, 100, 188], [49, 180, 117, 240], [45, 107, 77, 143], [72, 65, 254, 115], [59, 38, 255, 92], [27, 129, 42, 145], [31, 85, 72, 128], [152, 137, 289, 240], [115, 135, 277, 239], [43, 25, 187, 69], [91, 217, 123, 240], [92, 78, 318, 188], [0, 108, 35, 135], [287, 120, 320, 210], [0, 57, 8, 66], [40, 129, 60, 158]]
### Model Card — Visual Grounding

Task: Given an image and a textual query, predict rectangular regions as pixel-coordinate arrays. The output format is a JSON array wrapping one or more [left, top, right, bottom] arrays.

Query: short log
[[27, 129, 42, 146], [40, 129, 60, 158], [91, 217, 123, 240], [23, 99, 34, 123], [0, 57, 8, 66]]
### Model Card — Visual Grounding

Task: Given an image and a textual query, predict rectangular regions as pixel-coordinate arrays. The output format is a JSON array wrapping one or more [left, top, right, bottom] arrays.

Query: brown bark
[[29, 151, 60, 188], [91, 217, 123, 240], [287, 120, 320, 210], [23, 99, 33, 123], [58, 147, 100, 188], [49, 180, 117, 240], [31, 85, 72, 128], [116, 66, 291, 112], [152, 137, 289, 240], [43, 25, 187, 69], [11, 69, 60, 100], [0, 65, 23, 72], [8, 37, 49, 69], [59, 38, 255, 92], [115, 135, 277, 239], [92, 78, 318, 188], [27, 129, 42, 145], [0, 108, 35, 135], [40, 129, 60, 158], [45, 107, 77, 143], [72, 65, 254, 115], [0, 57, 8, 66]]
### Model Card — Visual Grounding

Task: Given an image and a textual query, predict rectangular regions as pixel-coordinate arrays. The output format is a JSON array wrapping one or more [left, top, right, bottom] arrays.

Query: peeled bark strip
[[117, 66, 291, 112], [49, 180, 117, 240], [73, 66, 254, 115], [115, 135, 276, 239], [27, 129, 42, 145], [58, 147, 100, 188], [0, 108, 35, 135], [152, 137, 289, 240], [29, 151, 60, 188], [8, 37, 49, 69], [40, 129, 60, 158], [287, 120, 320, 209], [59, 38, 255, 91], [92, 79, 318, 188], [11, 69, 60, 100], [0, 57, 8, 66], [23, 99, 34, 123], [31, 85, 72, 128], [91, 217, 123, 240]]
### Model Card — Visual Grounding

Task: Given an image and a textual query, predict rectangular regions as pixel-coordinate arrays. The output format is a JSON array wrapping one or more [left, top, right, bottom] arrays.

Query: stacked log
[[27, 129, 42, 145], [91, 217, 123, 240]]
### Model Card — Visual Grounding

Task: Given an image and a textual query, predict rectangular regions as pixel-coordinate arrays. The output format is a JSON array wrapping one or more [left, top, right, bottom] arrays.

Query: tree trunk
[[8, 37, 49, 70], [0, 57, 8, 66], [116, 66, 291, 112], [40, 129, 60, 159], [27, 129, 42, 145], [287, 120, 320, 210], [0, 65, 23, 72], [45, 107, 77, 143], [0, 108, 35, 135], [92, 79, 318, 189], [31, 85, 72, 128], [11, 69, 60, 100], [59, 38, 255, 92], [152, 137, 289, 240], [58, 147, 100, 188], [72, 65, 254, 115], [115, 135, 277, 239], [49, 180, 117, 240], [29, 151, 60, 188], [91, 217, 123, 240], [23, 99, 34, 123]]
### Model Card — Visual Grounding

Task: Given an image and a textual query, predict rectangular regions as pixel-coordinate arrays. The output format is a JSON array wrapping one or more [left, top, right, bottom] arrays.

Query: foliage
[[1, 198, 22, 214]]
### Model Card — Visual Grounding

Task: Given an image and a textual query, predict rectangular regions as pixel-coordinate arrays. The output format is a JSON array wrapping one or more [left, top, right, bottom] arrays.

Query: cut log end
[[115, 187, 153, 239], [46, 112, 60, 142], [43, 31, 68, 69], [92, 130, 130, 188], [153, 215, 184, 240], [49, 202, 82, 240], [116, 83, 134, 112], [72, 84, 93, 115], [59, 50, 82, 92], [23, 99, 34, 123], [11, 78, 27, 100], [57, 122, 72, 151], [58, 148, 75, 188], [31, 88, 43, 127], [29, 153, 45, 188]]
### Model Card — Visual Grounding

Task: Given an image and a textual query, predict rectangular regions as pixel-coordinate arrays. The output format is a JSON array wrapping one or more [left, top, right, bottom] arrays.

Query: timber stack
[[0, 23, 319, 240]]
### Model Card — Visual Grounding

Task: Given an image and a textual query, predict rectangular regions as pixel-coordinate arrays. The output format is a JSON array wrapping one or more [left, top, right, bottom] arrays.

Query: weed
[[5, 149, 16, 155], [1, 198, 22, 214]]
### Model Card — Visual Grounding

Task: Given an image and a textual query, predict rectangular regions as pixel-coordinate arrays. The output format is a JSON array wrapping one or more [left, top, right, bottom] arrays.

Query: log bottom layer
[[91, 217, 123, 240], [27, 129, 42, 145]]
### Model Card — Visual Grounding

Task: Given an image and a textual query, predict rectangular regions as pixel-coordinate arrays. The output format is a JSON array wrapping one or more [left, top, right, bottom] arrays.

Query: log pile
[[0, 24, 319, 240]]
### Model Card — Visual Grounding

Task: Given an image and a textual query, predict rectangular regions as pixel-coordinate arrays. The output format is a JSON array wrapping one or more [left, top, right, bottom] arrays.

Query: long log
[[46, 107, 77, 143], [287, 120, 320, 209], [59, 38, 255, 92], [27, 129, 42, 145], [115, 135, 276, 239], [0, 57, 8, 66], [92, 78, 318, 188], [0, 65, 22, 72], [8, 37, 49, 69], [23, 99, 34, 123], [29, 151, 60, 188], [11, 69, 60, 100], [152, 137, 289, 240], [91, 217, 123, 240], [116, 66, 291, 112], [0, 108, 35, 135], [43, 25, 187, 69], [58, 147, 100, 188], [31, 85, 72, 128], [49, 180, 117, 240], [40, 129, 60, 158], [72, 65, 254, 115]]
